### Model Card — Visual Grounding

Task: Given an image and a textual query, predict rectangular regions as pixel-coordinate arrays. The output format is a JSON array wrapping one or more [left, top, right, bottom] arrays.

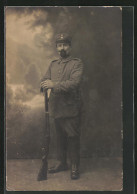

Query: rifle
[[37, 89, 50, 181]]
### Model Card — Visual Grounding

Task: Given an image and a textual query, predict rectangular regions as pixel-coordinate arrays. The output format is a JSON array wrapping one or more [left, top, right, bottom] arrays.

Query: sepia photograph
[[6, 6, 123, 191]]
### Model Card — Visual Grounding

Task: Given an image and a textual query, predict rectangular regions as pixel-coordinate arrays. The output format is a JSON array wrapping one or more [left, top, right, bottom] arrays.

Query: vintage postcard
[[4, 6, 134, 192]]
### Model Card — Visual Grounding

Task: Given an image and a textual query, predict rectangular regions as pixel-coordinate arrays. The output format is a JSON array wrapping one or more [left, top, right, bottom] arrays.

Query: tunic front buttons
[[41, 56, 83, 118]]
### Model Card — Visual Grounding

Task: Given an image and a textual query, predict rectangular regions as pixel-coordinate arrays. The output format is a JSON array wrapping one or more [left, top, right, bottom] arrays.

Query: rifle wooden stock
[[37, 89, 50, 181]]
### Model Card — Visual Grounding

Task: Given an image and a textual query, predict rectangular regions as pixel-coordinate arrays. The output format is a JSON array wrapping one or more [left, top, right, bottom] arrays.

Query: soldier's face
[[56, 43, 71, 58]]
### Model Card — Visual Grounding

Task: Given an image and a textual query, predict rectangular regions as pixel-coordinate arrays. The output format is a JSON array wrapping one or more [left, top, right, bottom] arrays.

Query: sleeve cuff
[[53, 82, 60, 92]]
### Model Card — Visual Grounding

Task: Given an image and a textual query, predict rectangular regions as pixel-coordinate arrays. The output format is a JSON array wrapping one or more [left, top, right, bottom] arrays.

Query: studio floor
[[6, 157, 123, 191]]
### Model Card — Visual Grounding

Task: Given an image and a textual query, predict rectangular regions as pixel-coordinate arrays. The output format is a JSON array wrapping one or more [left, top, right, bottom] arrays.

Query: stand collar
[[58, 55, 72, 63]]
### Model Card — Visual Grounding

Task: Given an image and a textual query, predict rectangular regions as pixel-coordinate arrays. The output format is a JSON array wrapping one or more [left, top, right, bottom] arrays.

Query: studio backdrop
[[6, 6, 122, 159]]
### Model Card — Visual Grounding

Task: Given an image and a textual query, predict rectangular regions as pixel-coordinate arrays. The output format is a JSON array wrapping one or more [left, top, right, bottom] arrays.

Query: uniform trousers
[[54, 116, 80, 166]]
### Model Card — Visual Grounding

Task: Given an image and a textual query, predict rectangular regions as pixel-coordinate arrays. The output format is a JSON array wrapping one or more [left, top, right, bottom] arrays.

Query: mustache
[[59, 49, 67, 58]]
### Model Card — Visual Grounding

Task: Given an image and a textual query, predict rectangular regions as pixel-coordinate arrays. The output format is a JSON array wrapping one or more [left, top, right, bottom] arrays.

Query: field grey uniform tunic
[[41, 55, 83, 163], [41, 56, 83, 116]]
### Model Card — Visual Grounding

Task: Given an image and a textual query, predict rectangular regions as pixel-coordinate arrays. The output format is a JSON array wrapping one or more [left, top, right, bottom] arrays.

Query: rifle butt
[[37, 160, 48, 181]]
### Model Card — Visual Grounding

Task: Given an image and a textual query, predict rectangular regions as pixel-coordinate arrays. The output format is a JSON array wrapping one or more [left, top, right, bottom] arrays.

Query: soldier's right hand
[[40, 80, 47, 90], [40, 80, 53, 90]]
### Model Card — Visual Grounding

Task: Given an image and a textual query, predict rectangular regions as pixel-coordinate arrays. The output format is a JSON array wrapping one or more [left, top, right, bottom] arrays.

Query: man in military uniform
[[40, 33, 83, 179]]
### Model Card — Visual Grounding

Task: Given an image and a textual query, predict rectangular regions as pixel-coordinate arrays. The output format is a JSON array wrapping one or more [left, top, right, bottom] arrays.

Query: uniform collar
[[58, 55, 72, 63]]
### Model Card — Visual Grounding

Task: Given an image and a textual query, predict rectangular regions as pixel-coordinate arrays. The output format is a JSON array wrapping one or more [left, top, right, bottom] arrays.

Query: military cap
[[55, 33, 72, 44]]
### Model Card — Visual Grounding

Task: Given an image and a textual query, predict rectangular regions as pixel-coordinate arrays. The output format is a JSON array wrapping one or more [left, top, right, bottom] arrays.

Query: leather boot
[[68, 136, 80, 179], [71, 164, 80, 180]]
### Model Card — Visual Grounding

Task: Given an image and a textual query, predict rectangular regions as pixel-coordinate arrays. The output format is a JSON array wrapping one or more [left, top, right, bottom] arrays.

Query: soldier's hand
[[41, 80, 54, 89]]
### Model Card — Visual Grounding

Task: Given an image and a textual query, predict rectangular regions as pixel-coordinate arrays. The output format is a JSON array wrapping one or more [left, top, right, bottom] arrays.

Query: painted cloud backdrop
[[6, 7, 122, 158]]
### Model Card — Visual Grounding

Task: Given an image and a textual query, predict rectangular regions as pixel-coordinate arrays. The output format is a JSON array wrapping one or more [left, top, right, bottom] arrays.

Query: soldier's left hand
[[41, 80, 54, 89]]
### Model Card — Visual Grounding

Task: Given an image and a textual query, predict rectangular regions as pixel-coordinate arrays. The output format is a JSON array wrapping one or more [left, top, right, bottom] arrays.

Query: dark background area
[[6, 7, 122, 159]]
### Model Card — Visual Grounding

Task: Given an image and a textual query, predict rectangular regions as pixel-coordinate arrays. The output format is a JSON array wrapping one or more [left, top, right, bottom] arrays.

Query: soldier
[[40, 33, 83, 179]]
